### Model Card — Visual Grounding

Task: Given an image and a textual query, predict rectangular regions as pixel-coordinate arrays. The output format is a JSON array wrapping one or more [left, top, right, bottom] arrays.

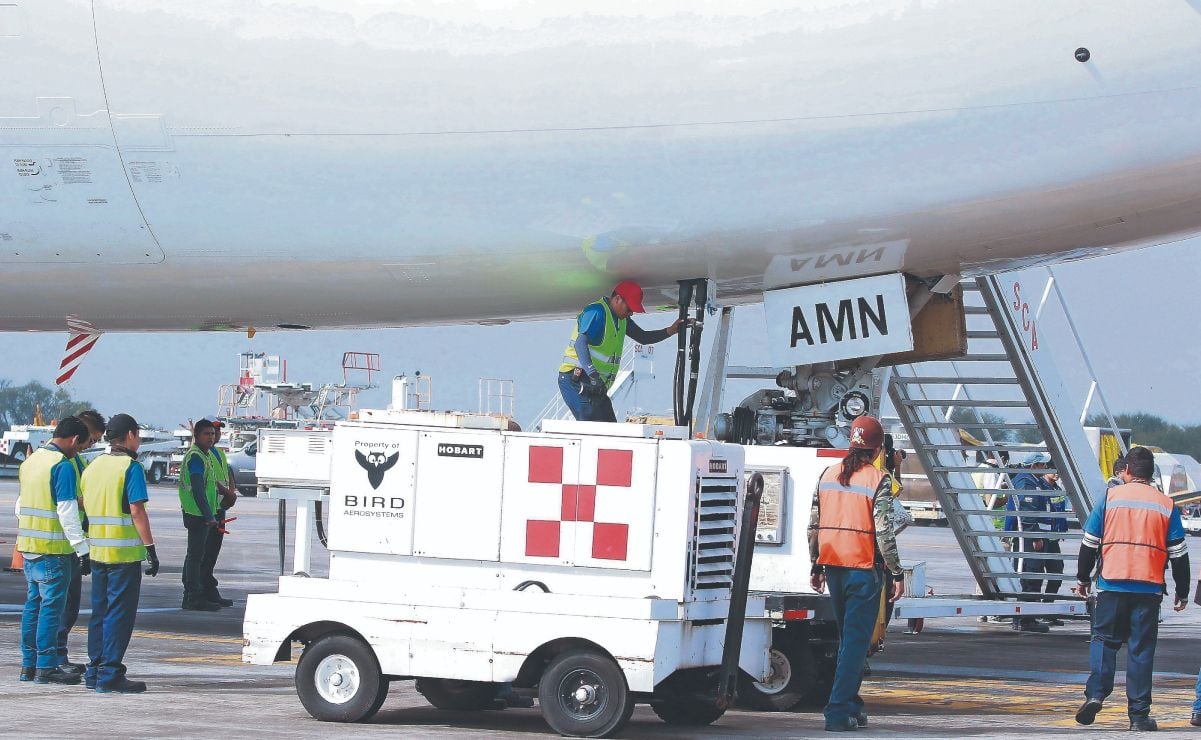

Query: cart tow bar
[[716, 472, 763, 710]]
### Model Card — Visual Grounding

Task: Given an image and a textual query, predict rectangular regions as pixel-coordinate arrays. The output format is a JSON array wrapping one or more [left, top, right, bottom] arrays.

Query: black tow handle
[[716, 472, 763, 710]]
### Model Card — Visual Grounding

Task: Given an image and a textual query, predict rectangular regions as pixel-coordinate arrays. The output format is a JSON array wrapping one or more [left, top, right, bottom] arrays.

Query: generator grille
[[690, 476, 739, 595]]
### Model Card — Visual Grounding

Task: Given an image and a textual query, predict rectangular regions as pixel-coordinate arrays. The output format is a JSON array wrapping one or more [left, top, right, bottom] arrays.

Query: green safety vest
[[211, 447, 231, 493], [559, 298, 626, 388], [16, 447, 75, 555], [81, 454, 146, 564], [177, 446, 219, 517]]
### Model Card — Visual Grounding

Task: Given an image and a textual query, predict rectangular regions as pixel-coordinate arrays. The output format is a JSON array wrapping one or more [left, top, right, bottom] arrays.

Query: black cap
[[105, 413, 139, 442]]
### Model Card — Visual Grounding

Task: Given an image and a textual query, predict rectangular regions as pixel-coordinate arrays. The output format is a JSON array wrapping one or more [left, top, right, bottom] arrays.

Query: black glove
[[144, 544, 160, 577], [585, 371, 606, 397], [78, 554, 91, 577]]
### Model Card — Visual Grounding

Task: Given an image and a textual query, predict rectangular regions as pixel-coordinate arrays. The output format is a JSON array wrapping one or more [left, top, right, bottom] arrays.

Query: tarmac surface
[[3, 480, 1201, 738]]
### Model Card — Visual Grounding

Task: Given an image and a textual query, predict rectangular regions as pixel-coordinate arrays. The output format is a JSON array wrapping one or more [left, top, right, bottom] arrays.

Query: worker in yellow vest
[[81, 413, 159, 693], [17, 417, 93, 685], [558, 280, 686, 422], [179, 419, 223, 610], [203, 418, 238, 607], [54, 408, 106, 676], [1073, 445, 1189, 731], [808, 416, 905, 732]]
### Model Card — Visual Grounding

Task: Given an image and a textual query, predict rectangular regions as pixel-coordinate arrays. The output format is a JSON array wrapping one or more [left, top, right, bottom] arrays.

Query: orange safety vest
[[816, 464, 884, 570], [1100, 481, 1172, 585]]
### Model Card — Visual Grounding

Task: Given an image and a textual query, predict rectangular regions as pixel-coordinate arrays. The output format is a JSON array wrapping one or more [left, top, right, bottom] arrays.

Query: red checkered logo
[[524, 446, 633, 561]]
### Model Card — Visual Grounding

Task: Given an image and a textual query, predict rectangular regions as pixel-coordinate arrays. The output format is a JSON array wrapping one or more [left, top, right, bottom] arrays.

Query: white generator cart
[[243, 412, 770, 738]]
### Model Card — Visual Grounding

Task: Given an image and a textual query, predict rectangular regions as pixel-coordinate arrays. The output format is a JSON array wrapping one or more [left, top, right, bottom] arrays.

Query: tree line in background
[[952, 408, 1201, 460], [0, 379, 93, 434]]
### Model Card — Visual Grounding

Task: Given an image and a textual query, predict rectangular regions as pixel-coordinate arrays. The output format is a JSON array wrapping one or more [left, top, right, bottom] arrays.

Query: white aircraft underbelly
[[2, 1, 1200, 331]]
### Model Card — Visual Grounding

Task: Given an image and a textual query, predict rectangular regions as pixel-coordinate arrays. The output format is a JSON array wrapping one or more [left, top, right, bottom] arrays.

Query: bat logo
[[355, 449, 399, 490]]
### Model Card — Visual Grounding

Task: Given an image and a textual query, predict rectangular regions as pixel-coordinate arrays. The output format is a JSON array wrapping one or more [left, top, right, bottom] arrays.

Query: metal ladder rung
[[966, 330, 1000, 339], [954, 353, 1013, 362], [963, 530, 1082, 539], [919, 444, 1047, 452], [952, 509, 1075, 518], [910, 422, 1040, 430], [963, 306, 992, 314], [971, 552, 1076, 561], [894, 376, 1020, 385], [901, 399, 1029, 408], [930, 465, 1056, 475], [941, 487, 1067, 496]]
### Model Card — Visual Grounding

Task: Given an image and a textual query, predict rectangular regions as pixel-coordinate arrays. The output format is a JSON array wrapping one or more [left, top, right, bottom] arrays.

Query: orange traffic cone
[[4, 541, 22, 572]]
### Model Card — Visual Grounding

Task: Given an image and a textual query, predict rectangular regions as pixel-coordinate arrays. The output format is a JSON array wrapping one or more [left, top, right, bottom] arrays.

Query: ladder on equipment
[[889, 274, 1110, 599]]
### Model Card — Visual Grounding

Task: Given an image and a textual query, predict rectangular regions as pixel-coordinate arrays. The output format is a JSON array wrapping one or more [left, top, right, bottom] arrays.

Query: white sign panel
[[763, 273, 912, 366], [328, 426, 418, 555]]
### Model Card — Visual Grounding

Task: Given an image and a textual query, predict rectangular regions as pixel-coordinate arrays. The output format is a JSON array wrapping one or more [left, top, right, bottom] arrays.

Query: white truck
[[242, 411, 770, 738]]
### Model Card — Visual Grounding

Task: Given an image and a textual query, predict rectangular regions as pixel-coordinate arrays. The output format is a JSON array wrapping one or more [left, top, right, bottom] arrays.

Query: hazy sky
[[0, 240, 1198, 431]]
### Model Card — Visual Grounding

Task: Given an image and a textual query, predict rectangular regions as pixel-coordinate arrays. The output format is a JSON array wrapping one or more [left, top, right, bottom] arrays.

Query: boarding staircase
[[530, 345, 655, 429], [889, 273, 1112, 599]]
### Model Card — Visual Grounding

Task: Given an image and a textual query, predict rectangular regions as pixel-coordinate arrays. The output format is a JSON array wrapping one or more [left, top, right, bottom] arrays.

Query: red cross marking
[[524, 446, 633, 561]]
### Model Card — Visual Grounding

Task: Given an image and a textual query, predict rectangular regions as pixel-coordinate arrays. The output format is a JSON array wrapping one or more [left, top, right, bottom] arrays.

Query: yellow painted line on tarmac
[[69, 626, 242, 645]]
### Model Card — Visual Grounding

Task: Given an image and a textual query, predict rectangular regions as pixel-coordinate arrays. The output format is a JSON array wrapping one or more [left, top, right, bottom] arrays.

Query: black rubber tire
[[148, 463, 166, 484], [295, 633, 389, 723], [737, 636, 816, 711], [415, 678, 500, 710], [538, 649, 634, 738], [651, 699, 726, 726], [238, 485, 258, 497]]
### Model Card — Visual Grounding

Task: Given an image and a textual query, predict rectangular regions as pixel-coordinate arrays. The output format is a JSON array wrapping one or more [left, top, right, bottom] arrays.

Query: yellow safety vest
[[559, 299, 626, 388], [17, 447, 75, 555], [81, 454, 147, 564], [177, 446, 219, 516]]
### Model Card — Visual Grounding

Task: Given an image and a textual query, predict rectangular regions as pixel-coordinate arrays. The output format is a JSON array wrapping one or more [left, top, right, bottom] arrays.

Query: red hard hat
[[848, 416, 884, 450], [612, 280, 645, 313]]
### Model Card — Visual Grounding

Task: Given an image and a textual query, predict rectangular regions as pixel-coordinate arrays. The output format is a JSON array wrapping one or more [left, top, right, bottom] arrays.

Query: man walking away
[[808, 416, 905, 732], [55, 409, 105, 676], [179, 419, 222, 611], [81, 413, 159, 693], [17, 417, 92, 685], [1074, 445, 1188, 731]]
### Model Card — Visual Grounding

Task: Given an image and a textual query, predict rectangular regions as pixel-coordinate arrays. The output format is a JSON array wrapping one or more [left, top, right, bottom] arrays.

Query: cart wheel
[[737, 639, 814, 711], [651, 699, 725, 726], [295, 633, 389, 722], [416, 678, 501, 710], [538, 649, 634, 738], [149, 463, 165, 484]]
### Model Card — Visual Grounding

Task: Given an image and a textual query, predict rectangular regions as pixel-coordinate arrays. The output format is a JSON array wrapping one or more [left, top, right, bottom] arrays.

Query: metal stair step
[[951, 509, 1076, 518], [964, 306, 992, 315], [954, 353, 1013, 362], [895, 376, 1020, 385], [901, 399, 1030, 408], [966, 330, 1001, 339], [940, 487, 1065, 496], [961, 530, 1082, 539], [909, 421, 1040, 430], [930, 466, 1058, 475]]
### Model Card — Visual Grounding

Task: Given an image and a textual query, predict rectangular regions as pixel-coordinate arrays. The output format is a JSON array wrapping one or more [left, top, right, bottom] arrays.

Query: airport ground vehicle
[[226, 440, 258, 496], [243, 412, 770, 738]]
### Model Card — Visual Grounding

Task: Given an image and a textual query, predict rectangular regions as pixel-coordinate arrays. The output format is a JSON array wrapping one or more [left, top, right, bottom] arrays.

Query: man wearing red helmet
[[558, 280, 686, 422]]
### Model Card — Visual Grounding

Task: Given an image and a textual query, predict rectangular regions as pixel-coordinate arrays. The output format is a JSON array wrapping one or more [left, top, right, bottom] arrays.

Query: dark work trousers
[[557, 371, 617, 422], [182, 513, 221, 602], [86, 561, 142, 688], [824, 566, 883, 727], [202, 509, 226, 601], [1085, 591, 1161, 718], [1042, 538, 1064, 599], [56, 555, 83, 665], [1015, 536, 1049, 626]]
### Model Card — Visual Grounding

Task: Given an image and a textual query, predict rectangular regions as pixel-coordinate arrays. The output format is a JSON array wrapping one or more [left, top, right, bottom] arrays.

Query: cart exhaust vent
[[306, 435, 327, 455], [263, 434, 287, 455], [690, 477, 739, 596]]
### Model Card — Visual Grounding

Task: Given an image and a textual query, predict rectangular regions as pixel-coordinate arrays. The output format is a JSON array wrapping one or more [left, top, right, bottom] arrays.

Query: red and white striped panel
[[56, 315, 101, 386]]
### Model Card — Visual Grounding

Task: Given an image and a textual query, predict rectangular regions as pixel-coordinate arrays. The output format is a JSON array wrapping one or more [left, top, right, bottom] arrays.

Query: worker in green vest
[[203, 418, 238, 607], [17, 417, 92, 685], [54, 408, 106, 676], [178, 419, 223, 610], [558, 280, 686, 422], [81, 412, 159, 693]]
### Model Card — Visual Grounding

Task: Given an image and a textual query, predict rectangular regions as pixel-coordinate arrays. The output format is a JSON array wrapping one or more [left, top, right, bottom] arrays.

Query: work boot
[[34, 667, 81, 685], [182, 596, 219, 612], [206, 596, 234, 608], [1012, 619, 1049, 634], [95, 677, 147, 694], [85, 676, 95, 689], [1075, 698, 1103, 725], [19, 666, 35, 682], [1190, 712, 1201, 727], [856, 712, 868, 728], [1128, 715, 1158, 732], [58, 662, 85, 675], [824, 717, 858, 732]]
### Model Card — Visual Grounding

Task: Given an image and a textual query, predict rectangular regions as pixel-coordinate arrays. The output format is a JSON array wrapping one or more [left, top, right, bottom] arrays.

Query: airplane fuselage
[[3, 1, 1201, 331]]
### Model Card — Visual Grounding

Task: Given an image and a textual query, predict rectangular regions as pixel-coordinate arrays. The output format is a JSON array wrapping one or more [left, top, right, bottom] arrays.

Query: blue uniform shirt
[[1084, 493, 1185, 594], [46, 443, 79, 505], [577, 302, 609, 346], [124, 460, 149, 507], [1004, 472, 1054, 532]]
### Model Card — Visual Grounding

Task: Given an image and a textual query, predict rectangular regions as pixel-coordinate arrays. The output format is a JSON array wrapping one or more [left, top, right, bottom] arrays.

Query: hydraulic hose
[[682, 279, 707, 429], [673, 280, 695, 426]]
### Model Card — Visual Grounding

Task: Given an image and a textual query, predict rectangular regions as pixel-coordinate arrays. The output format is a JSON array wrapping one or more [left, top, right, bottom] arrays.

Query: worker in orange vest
[[1073, 445, 1189, 732], [808, 415, 905, 732]]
